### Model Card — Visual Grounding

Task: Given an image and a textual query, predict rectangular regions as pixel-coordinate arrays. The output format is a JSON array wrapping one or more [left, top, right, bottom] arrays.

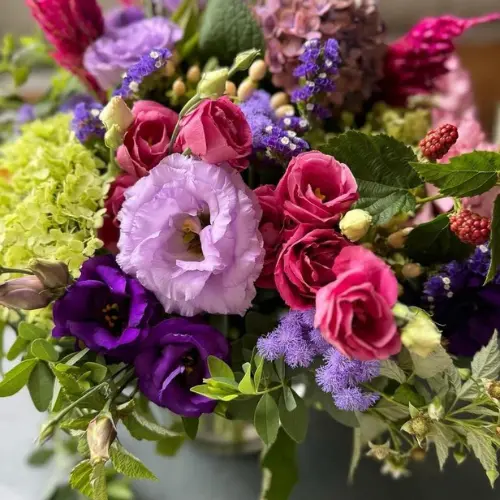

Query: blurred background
[[0, 1, 499, 499]]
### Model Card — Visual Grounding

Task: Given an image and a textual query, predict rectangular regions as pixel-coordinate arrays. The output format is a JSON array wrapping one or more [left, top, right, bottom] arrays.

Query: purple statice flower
[[316, 348, 380, 412], [135, 317, 229, 417], [71, 101, 105, 143], [260, 125, 309, 159], [16, 104, 36, 125], [277, 116, 310, 134], [83, 16, 182, 90], [59, 93, 96, 113], [423, 245, 500, 356], [257, 309, 329, 368], [113, 48, 171, 100], [291, 38, 341, 119], [117, 154, 265, 317], [52, 255, 163, 361]]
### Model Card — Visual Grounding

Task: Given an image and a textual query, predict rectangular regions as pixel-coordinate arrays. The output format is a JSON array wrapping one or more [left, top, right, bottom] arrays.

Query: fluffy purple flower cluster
[[423, 245, 500, 356], [239, 90, 310, 159], [291, 39, 341, 118], [316, 349, 380, 412], [71, 101, 105, 143], [113, 48, 172, 100], [257, 309, 330, 368]]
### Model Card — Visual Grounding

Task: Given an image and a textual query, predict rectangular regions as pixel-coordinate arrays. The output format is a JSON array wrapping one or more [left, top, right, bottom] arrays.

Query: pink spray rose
[[315, 246, 400, 361], [174, 97, 252, 171], [275, 151, 358, 233], [254, 185, 284, 289], [117, 101, 178, 178], [275, 225, 352, 311]]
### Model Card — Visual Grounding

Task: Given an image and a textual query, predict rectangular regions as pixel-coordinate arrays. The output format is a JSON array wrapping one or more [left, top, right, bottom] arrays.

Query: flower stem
[[0, 266, 33, 276], [415, 193, 446, 204], [167, 95, 202, 155]]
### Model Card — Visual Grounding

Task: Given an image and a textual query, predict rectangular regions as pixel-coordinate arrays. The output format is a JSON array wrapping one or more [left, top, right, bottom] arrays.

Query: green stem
[[145, 0, 155, 17], [416, 193, 446, 204], [168, 95, 202, 155], [0, 266, 34, 276], [255, 384, 283, 396], [363, 384, 409, 409]]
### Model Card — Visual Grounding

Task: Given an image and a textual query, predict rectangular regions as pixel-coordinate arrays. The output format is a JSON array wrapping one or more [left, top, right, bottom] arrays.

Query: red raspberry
[[419, 124, 459, 160], [449, 210, 491, 245]]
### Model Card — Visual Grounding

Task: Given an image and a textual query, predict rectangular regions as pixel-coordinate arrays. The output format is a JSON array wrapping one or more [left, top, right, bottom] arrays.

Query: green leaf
[[410, 345, 453, 379], [487, 470, 500, 489], [274, 358, 285, 381], [28, 361, 54, 412], [471, 331, 500, 380], [393, 384, 426, 408], [282, 385, 297, 412], [83, 362, 107, 384], [69, 460, 93, 498], [110, 442, 157, 481], [123, 411, 182, 441], [260, 429, 298, 500], [0, 358, 37, 396], [486, 196, 500, 283], [348, 429, 362, 483], [181, 417, 199, 440], [411, 151, 500, 198], [60, 414, 98, 431], [375, 399, 410, 421], [208, 356, 234, 380], [6, 336, 28, 361], [53, 369, 83, 395], [18, 322, 47, 341], [199, 0, 265, 65], [191, 383, 239, 402], [27, 447, 54, 466], [254, 393, 280, 445], [429, 423, 455, 471], [254, 356, 264, 391], [406, 214, 472, 265], [238, 363, 255, 394], [322, 132, 421, 224], [278, 392, 308, 443], [90, 461, 108, 500], [379, 359, 407, 384], [30, 338, 58, 362], [467, 428, 498, 485], [156, 435, 185, 457], [309, 387, 359, 427]]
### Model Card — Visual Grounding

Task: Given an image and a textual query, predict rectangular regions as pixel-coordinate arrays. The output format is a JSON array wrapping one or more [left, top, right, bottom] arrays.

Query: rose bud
[[29, 259, 72, 290], [401, 307, 441, 358], [231, 49, 260, 73], [0, 275, 54, 310], [339, 209, 372, 242], [197, 68, 229, 99], [100, 96, 134, 134], [87, 414, 117, 464]]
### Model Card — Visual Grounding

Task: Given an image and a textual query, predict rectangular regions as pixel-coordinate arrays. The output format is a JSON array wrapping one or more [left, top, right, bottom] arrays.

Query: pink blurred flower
[[315, 246, 400, 361], [26, 0, 105, 97]]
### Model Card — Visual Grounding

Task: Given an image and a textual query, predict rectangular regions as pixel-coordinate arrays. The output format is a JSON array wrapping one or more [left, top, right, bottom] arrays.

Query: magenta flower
[[117, 154, 264, 316]]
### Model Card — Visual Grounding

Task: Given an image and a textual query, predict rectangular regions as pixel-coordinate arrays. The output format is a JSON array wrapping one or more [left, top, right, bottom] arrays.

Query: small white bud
[[339, 209, 372, 242], [401, 307, 441, 358], [99, 97, 134, 134]]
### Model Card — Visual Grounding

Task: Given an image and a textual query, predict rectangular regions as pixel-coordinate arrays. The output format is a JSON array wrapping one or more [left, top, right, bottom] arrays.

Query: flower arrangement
[[0, 0, 500, 498]]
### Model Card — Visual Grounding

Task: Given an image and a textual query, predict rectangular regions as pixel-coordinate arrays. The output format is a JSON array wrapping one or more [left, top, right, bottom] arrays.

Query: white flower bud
[[339, 209, 372, 242], [401, 307, 441, 358], [198, 68, 229, 99], [237, 78, 257, 101], [270, 92, 289, 110], [249, 60, 267, 81], [231, 49, 260, 73], [275, 104, 295, 118], [99, 97, 134, 133], [428, 397, 444, 421]]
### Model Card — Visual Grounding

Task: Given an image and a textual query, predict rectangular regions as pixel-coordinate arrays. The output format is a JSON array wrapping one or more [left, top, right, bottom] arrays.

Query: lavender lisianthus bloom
[[135, 317, 229, 417], [117, 154, 265, 316], [52, 255, 163, 361], [83, 16, 182, 90]]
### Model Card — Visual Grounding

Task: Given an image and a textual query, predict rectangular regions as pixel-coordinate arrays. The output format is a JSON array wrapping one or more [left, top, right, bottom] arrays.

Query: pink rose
[[275, 224, 352, 310], [275, 151, 358, 232], [174, 97, 252, 171], [117, 100, 178, 178], [315, 246, 400, 361], [255, 185, 284, 289]]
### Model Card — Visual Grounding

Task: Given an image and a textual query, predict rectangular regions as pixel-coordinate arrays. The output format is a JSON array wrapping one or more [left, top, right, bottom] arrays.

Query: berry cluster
[[450, 210, 491, 246], [419, 123, 459, 160]]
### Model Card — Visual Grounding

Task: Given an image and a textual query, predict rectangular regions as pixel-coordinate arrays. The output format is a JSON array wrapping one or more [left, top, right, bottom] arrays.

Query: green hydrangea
[[0, 113, 108, 275], [362, 102, 431, 146]]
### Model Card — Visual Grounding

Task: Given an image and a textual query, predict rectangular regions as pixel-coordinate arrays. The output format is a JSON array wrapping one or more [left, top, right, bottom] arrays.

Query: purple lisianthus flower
[[105, 6, 144, 32], [117, 154, 265, 316], [134, 317, 229, 417], [52, 255, 163, 361], [83, 16, 182, 90]]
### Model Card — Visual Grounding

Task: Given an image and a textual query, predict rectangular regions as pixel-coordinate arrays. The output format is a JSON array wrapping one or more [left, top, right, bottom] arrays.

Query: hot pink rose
[[174, 97, 252, 171], [255, 185, 284, 289], [315, 246, 400, 361], [275, 224, 352, 310], [275, 151, 358, 232], [117, 100, 178, 178]]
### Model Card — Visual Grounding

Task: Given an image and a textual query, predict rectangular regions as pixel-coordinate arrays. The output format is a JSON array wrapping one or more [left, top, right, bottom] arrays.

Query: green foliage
[[31, 338, 59, 362], [238, 362, 255, 394], [486, 196, 500, 283], [123, 410, 182, 441], [260, 429, 298, 500], [321, 131, 421, 224], [199, 0, 265, 64], [411, 151, 500, 198], [207, 355, 234, 380], [28, 361, 54, 412], [109, 442, 157, 481], [0, 358, 37, 396], [69, 460, 93, 498], [410, 346, 453, 379], [467, 429, 498, 487], [471, 332, 500, 380], [406, 214, 472, 265], [181, 417, 199, 440], [278, 390, 308, 443], [90, 461, 108, 500], [379, 359, 407, 384], [18, 322, 47, 341], [254, 393, 280, 445]]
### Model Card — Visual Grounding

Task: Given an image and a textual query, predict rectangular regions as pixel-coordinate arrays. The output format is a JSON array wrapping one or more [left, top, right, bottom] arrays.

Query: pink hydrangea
[[117, 154, 264, 316]]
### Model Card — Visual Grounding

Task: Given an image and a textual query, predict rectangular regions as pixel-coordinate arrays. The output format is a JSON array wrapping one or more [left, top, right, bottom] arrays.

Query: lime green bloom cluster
[[0, 114, 108, 275], [362, 102, 431, 146]]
